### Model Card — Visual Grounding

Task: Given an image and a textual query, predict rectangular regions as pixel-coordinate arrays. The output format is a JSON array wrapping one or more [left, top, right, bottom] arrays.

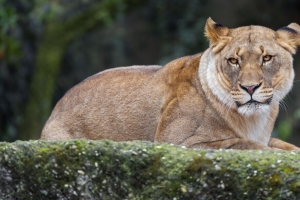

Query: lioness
[[41, 18, 300, 150]]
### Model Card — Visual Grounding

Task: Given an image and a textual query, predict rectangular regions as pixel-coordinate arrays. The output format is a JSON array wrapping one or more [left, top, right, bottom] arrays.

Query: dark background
[[1, 0, 300, 145]]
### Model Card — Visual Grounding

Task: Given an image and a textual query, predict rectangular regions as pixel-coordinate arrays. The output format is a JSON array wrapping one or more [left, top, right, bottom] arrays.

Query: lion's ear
[[205, 17, 231, 53], [276, 23, 300, 54]]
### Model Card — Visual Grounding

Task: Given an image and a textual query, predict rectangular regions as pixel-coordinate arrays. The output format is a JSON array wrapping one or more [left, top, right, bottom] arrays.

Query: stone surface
[[0, 140, 300, 199]]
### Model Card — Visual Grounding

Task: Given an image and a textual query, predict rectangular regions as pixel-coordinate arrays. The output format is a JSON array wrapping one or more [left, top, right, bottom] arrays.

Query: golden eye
[[263, 55, 272, 62], [228, 58, 238, 65]]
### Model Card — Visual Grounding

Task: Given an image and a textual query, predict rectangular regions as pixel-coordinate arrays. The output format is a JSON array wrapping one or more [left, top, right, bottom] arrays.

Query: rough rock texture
[[0, 140, 300, 199]]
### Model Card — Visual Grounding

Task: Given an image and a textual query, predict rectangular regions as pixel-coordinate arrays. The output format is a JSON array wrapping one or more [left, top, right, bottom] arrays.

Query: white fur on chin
[[237, 103, 270, 117]]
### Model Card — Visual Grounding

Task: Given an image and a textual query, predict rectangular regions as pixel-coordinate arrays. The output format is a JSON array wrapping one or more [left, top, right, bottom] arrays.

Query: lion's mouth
[[236, 96, 272, 107]]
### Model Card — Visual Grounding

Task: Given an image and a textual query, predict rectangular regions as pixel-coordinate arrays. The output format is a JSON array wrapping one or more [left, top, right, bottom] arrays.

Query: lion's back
[[41, 65, 164, 141]]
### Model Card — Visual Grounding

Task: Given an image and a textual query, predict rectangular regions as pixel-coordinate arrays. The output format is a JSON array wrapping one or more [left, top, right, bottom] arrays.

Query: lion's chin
[[237, 103, 270, 117]]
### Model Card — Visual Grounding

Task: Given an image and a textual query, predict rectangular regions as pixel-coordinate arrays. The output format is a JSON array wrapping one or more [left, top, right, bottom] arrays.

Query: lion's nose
[[240, 83, 261, 95]]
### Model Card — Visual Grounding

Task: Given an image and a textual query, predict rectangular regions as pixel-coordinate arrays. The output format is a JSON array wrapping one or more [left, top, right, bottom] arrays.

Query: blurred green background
[[1, 0, 300, 144]]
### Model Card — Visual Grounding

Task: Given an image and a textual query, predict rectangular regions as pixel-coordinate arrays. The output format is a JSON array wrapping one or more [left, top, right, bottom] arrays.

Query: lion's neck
[[235, 112, 273, 145]]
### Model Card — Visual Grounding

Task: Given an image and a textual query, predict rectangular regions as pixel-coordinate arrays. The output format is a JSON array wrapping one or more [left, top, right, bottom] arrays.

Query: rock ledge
[[0, 140, 300, 199]]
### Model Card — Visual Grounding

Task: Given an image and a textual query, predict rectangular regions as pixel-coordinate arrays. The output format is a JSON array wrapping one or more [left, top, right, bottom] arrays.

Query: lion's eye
[[228, 58, 238, 65], [263, 55, 272, 62]]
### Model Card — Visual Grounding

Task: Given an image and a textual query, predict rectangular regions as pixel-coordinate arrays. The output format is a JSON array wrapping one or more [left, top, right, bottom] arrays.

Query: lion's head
[[204, 18, 300, 116]]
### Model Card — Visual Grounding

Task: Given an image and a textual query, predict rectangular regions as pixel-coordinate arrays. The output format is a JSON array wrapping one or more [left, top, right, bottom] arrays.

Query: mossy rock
[[0, 140, 300, 199]]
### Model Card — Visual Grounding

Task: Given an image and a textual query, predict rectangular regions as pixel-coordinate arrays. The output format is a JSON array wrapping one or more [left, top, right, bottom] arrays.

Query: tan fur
[[41, 18, 300, 150]]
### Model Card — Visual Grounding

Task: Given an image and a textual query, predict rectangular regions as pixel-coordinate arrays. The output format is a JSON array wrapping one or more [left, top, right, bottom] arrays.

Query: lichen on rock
[[0, 140, 300, 199]]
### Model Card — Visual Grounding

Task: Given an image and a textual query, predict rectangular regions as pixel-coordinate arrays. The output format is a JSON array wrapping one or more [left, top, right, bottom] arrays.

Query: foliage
[[0, 0, 20, 64], [154, 0, 207, 64], [278, 119, 293, 141], [276, 109, 300, 141], [0, 0, 22, 141]]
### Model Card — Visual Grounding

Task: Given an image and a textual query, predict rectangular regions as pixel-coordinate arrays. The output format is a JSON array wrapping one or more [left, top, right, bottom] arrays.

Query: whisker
[[286, 93, 293, 102], [278, 100, 288, 114], [272, 93, 289, 114], [279, 103, 288, 114]]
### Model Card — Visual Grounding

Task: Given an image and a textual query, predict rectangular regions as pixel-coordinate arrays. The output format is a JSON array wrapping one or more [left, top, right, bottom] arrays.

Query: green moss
[[1, 140, 300, 199]]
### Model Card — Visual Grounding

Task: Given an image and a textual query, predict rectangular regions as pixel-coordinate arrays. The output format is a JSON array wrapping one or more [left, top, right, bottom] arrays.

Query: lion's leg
[[188, 138, 273, 150], [268, 137, 300, 151]]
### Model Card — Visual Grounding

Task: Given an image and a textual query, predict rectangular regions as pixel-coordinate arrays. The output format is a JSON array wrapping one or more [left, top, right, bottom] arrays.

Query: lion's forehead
[[230, 27, 278, 49], [230, 25, 276, 37], [225, 38, 279, 58], [224, 45, 277, 59]]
